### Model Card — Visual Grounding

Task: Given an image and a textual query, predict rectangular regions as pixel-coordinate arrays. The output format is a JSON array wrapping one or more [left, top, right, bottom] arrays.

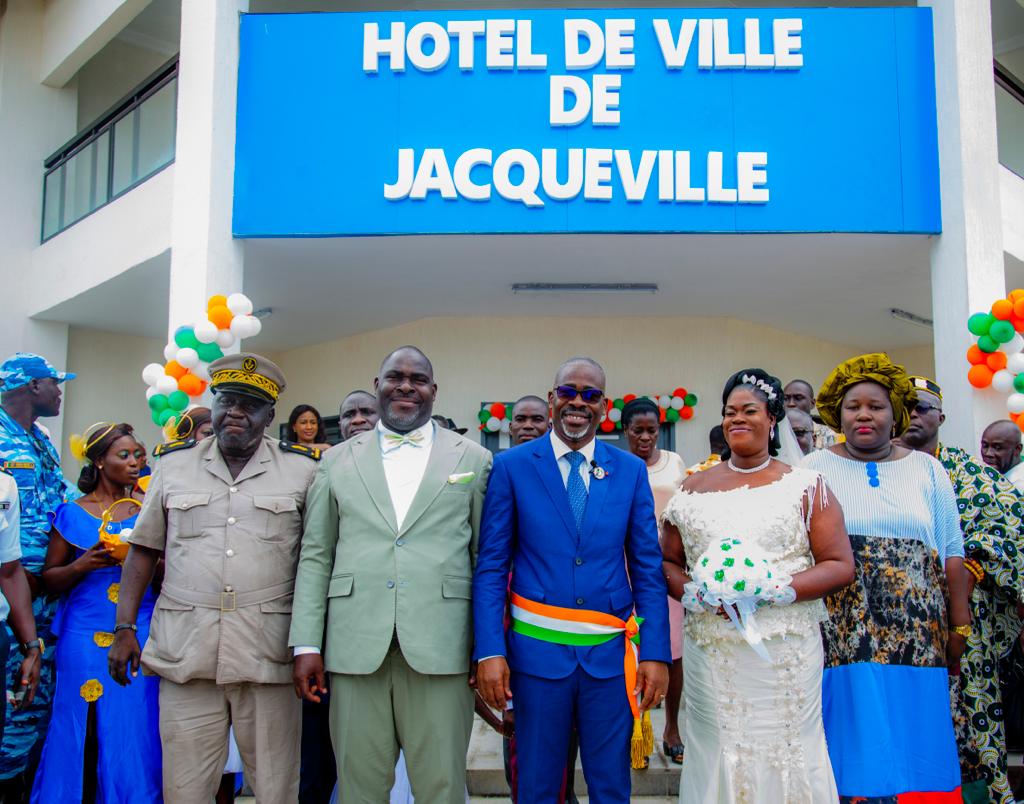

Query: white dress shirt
[[549, 431, 596, 491], [295, 420, 436, 657], [1006, 461, 1024, 494]]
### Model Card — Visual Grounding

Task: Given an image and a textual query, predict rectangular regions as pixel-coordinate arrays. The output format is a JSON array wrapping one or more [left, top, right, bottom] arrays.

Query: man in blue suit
[[474, 357, 670, 803]]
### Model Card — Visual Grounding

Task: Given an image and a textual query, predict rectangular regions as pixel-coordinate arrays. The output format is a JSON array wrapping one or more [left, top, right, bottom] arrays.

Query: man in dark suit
[[474, 357, 670, 803]]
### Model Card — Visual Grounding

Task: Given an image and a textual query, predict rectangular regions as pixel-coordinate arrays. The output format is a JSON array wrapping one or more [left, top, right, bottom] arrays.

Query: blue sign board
[[233, 8, 940, 237]]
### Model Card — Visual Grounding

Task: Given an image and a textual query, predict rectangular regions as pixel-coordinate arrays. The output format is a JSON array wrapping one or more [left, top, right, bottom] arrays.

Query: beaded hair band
[[68, 422, 117, 464], [740, 374, 779, 402]]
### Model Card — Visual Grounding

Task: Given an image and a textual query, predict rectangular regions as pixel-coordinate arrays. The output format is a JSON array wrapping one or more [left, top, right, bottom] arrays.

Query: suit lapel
[[399, 428, 468, 536], [531, 436, 579, 540], [352, 432, 399, 533], [580, 441, 615, 540]]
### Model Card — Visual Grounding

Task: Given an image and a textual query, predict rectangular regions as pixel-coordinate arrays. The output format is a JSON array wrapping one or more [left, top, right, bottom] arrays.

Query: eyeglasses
[[554, 385, 604, 404], [914, 402, 941, 415]]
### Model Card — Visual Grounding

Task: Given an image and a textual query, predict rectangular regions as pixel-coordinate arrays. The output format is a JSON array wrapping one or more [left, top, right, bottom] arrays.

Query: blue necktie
[[565, 451, 588, 534]]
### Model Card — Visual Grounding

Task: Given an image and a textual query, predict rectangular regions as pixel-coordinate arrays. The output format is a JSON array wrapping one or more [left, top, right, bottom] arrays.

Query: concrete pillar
[[924, 1, 1007, 451], [166, 0, 248, 337], [0, 0, 78, 444]]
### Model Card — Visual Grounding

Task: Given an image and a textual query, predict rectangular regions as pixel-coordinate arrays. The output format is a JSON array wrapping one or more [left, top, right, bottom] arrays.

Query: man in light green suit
[[291, 346, 492, 802]]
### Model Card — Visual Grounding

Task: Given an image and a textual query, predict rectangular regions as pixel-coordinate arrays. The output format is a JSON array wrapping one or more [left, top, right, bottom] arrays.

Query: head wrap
[[816, 353, 915, 436]]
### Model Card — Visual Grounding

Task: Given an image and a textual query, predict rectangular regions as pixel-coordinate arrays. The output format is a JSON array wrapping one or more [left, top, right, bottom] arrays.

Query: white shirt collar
[[549, 430, 596, 465], [377, 419, 435, 449]]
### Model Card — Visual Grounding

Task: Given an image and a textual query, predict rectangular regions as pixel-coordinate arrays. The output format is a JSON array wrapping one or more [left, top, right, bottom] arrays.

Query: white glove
[[760, 583, 797, 607], [681, 582, 718, 614]]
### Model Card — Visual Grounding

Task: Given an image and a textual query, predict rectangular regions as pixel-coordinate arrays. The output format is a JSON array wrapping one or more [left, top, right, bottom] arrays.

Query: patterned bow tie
[[382, 431, 425, 452]]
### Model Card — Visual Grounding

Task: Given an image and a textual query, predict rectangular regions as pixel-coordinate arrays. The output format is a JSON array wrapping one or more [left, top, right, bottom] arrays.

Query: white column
[[924, 1, 1007, 451], [166, 0, 248, 338]]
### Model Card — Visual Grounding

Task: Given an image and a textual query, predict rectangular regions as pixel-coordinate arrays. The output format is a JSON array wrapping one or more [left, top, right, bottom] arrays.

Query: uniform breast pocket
[[166, 493, 212, 538], [252, 495, 298, 542]]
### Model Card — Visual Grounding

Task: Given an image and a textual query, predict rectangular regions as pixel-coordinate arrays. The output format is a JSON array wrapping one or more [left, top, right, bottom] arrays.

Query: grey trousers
[[329, 643, 474, 804]]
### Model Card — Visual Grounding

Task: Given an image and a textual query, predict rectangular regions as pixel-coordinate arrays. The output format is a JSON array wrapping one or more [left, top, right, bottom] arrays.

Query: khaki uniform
[[129, 435, 319, 803]]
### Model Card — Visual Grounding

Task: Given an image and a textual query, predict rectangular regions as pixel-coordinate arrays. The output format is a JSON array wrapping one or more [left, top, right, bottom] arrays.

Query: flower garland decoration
[[965, 289, 1024, 430], [477, 388, 699, 434], [140, 293, 262, 432]]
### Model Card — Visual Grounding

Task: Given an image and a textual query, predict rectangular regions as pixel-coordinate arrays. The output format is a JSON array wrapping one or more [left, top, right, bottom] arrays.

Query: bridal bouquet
[[683, 538, 794, 662]]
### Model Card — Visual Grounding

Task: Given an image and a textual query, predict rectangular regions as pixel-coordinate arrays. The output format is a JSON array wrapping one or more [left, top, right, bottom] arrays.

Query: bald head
[[981, 420, 1023, 474], [554, 357, 606, 389]]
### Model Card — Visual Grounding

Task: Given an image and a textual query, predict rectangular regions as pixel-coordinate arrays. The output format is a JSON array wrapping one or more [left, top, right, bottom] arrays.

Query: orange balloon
[[178, 374, 203, 396], [1010, 289, 1024, 302], [967, 364, 994, 388], [164, 360, 187, 380], [987, 351, 1008, 371], [967, 344, 987, 365], [1013, 299, 1024, 319], [993, 299, 1014, 320], [198, 380, 208, 395], [1013, 317, 1024, 333], [208, 305, 233, 329], [207, 294, 228, 312]]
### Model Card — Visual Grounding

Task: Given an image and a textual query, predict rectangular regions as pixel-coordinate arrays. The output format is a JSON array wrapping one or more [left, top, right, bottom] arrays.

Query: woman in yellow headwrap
[[804, 354, 971, 803]]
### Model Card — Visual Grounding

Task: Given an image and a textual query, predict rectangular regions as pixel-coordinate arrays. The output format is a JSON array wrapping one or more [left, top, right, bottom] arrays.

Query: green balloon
[[148, 394, 168, 413], [167, 390, 189, 411], [666, 408, 681, 423], [978, 334, 1000, 353], [174, 326, 200, 350], [196, 342, 224, 363], [684, 393, 698, 407], [990, 320, 1015, 343], [150, 410, 164, 426], [967, 313, 994, 337], [1013, 374, 1024, 394], [478, 408, 490, 424], [613, 398, 625, 410], [158, 409, 177, 426]]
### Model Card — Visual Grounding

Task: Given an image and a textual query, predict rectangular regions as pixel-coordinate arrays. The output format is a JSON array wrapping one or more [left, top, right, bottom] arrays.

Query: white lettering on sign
[[368, 15, 794, 209], [384, 148, 770, 208]]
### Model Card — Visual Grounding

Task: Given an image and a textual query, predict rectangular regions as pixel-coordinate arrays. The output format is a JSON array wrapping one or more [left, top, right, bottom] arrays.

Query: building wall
[[76, 37, 171, 126]]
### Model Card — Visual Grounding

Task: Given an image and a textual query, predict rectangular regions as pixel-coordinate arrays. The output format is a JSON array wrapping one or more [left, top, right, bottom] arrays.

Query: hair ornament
[[69, 422, 116, 464], [741, 374, 779, 402]]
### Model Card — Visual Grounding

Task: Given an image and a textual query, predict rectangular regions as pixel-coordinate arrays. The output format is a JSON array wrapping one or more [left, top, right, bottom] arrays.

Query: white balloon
[[993, 369, 1016, 394], [1008, 353, 1024, 375], [500, 419, 511, 434], [1001, 333, 1024, 355], [193, 362, 211, 382], [163, 342, 179, 362], [1009, 393, 1024, 415], [608, 407, 622, 423], [244, 315, 262, 337], [670, 396, 684, 410], [142, 363, 165, 386], [145, 387, 158, 400], [227, 293, 254, 317], [194, 320, 219, 344], [657, 395, 671, 409], [155, 375, 179, 396], [229, 316, 250, 339], [176, 347, 200, 369], [486, 416, 502, 432], [215, 329, 236, 349]]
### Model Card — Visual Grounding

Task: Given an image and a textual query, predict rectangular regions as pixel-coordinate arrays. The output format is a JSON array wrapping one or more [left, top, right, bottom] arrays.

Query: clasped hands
[[475, 656, 668, 712]]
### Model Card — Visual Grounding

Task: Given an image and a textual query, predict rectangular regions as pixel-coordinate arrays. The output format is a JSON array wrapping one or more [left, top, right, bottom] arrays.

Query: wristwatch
[[952, 624, 972, 638], [113, 623, 137, 634], [19, 638, 43, 656]]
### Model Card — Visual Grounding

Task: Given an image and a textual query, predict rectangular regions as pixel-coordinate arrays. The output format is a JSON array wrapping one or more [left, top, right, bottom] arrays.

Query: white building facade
[[1, 0, 1023, 468]]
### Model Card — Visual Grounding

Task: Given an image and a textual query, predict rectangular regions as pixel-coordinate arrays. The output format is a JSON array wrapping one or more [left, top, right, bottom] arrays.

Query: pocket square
[[447, 472, 475, 485]]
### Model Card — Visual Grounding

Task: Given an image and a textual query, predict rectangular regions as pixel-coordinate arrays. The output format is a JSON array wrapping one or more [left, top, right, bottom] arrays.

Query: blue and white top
[[803, 448, 963, 562]]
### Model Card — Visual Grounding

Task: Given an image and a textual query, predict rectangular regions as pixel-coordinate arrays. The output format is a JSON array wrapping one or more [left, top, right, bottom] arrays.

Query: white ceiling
[[37, 233, 939, 353]]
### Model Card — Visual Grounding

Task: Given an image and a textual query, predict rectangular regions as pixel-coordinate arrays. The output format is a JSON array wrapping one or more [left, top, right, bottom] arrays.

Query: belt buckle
[[220, 591, 236, 612]]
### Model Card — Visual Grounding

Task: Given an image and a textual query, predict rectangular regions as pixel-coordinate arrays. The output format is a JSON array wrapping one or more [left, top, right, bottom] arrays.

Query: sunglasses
[[914, 402, 941, 415], [554, 385, 604, 403]]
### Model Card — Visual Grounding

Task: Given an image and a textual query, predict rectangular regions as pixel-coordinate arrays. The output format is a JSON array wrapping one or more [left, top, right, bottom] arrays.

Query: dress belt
[[162, 579, 295, 612]]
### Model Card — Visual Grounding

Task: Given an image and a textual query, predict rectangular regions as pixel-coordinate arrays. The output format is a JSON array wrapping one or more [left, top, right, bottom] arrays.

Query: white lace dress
[[662, 466, 839, 804]]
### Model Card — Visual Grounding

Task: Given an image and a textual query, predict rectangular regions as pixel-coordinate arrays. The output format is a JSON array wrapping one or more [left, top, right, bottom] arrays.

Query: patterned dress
[[0, 409, 78, 779], [804, 449, 963, 802], [937, 444, 1024, 804], [663, 467, 839, 803]]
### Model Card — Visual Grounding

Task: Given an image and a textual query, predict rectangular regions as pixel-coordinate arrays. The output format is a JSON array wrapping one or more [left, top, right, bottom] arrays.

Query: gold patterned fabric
[[79, 679, 103, 702], [106, 583, 119, 604], [92, 632, 114, 648], [815, 353, 915, 436]]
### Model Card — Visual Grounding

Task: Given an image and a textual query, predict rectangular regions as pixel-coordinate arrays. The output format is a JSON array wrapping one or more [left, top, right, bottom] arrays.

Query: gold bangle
[[964, 559, 985, 583]]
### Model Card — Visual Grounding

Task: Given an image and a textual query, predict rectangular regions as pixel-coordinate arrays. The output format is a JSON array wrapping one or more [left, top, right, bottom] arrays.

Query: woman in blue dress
[[31, 422, 161, 803]]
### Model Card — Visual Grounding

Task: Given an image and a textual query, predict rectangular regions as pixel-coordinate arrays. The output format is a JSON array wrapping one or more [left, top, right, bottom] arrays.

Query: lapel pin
[[590, 461, 607, 480]]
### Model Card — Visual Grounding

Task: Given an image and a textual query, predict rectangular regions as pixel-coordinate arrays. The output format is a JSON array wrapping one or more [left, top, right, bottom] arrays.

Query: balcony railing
[[997, 62, 1024, 181], [42, 58, 178, 242]]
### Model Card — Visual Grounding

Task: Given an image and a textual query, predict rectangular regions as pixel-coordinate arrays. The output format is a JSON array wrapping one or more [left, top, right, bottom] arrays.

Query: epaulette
[[152, 438, 197, 457], [279, 440, 322, 461]]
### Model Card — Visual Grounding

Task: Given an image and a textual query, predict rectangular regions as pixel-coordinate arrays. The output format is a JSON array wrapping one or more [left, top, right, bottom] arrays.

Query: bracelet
[[964, 559, 985, 583], [113, 623, 137, 634]]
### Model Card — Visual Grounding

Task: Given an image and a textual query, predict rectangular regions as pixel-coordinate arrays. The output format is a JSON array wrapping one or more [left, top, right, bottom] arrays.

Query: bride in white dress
[[661, 369, 854, 803]]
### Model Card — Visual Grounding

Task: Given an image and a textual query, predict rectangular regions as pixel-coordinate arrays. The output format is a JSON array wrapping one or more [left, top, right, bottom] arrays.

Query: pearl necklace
[[727, 456, 772, 474]]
